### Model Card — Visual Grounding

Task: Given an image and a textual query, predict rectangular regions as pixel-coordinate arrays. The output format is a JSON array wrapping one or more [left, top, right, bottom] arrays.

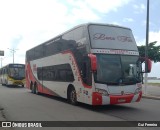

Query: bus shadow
[[78, 102, 141, 115], [81, 103, 135, 110], [4, 85, 25, 89], [35, 92, 69, 104], [32, 92, 139, 114]]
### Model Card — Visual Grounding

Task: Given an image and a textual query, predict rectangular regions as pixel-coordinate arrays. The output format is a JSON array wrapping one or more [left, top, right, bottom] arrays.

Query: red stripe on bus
[[136, 91, 142, 102], [62, 50, 92, 89], [110, 94, 134, 105]]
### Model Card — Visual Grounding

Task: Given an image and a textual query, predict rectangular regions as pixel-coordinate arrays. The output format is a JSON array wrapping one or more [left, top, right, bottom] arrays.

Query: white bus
[[25, 23, 151, 105]]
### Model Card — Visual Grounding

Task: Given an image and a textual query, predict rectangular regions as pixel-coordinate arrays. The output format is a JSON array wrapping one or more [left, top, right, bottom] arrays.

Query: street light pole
[[8, 48, 18, 64], [144, 0, 150, 95]]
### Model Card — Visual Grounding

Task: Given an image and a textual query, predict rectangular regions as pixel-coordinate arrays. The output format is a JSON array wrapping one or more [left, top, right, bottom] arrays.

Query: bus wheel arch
[[67, 84, 77, 105]]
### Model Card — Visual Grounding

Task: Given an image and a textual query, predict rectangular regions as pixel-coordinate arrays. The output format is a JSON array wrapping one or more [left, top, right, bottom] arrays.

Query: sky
[[0, 0, 160, 77]]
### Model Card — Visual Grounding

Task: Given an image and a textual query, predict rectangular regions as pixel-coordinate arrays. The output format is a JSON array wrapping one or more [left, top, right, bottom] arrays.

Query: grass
[[147, 83, 160, 87]]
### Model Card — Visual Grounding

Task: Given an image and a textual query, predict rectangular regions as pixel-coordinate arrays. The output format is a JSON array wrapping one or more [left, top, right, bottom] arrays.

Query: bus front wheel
[[35, 85, 39, 95], [68, 87, 77, 105]]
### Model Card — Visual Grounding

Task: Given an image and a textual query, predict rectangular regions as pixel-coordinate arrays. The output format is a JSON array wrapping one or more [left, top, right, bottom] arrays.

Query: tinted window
[[63, 26, 84, 42], [35, 45, 44, 59], [27, 26, 86, 61], [73, 26, 84, 41], [37, 64, 74, 82], [27, 49, 34, 61]]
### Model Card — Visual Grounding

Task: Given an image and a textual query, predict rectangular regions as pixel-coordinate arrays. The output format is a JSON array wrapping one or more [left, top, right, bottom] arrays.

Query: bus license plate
[[118, 99, 126, 103]]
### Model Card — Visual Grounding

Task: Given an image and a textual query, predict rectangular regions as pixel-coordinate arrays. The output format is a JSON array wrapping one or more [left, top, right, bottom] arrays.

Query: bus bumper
[[92, 92, 142, 105], [8, 80, 25, 86]]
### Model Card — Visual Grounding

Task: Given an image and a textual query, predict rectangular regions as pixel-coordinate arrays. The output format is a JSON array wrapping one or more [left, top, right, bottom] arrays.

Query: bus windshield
[[9, 67, 25, 79], [94, 54, 142, 85]]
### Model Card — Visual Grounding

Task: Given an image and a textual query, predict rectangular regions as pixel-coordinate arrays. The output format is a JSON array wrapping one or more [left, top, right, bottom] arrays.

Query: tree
[[138, 41, 160, 62]]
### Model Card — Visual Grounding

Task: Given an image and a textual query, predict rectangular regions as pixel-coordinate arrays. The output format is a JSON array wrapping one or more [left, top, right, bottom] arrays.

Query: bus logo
[[117, 36, 133, 42], [93, 33, 115, 40]]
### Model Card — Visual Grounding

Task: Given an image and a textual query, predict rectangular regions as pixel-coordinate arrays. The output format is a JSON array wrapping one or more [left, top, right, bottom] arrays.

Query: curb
[[142, 95, 160, 100]]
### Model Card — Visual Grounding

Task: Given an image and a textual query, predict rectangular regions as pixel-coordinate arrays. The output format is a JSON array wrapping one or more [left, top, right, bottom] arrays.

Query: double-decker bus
[[0, 64, 25, 87], [25, 23, 151, 105]]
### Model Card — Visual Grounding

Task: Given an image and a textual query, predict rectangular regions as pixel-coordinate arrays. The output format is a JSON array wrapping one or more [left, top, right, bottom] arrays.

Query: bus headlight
[[95, 88, 109, 96], [135, 87, 142, 95]]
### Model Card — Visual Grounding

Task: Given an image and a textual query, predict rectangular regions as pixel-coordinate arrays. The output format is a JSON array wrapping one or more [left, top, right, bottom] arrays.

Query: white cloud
[[136, 39, 145, 46], [111, 21, 122, 26], [142, 20, 154, 27], [123, 18, 134, 22], [133, 3, 146, 14], [148, 62, 160, 78], [85, 0, 132, 13], [136, 30, 160, 46], [149, 31, 160, 45]]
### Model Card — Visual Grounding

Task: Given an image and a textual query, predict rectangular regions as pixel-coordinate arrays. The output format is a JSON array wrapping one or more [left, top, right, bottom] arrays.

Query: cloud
[[149, 30, 160, 45], [148, 62, 160, 78], [141, 20, 154, 27], [111, 21, 122, 26], [123, 18, 134, 22], [133, 3, 146, 14], [136, 30, 160, 46], [84, 0, 132, 13]]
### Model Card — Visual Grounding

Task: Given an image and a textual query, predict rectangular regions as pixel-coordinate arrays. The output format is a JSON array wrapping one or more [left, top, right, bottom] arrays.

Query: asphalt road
[[0, 84, 160, 130]]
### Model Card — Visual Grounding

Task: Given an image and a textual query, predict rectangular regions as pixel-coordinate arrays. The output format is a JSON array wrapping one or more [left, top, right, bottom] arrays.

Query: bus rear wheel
[[31, 82, 35, 93], [32, 82, 39, 95], [68, 87, 77, 105], [35, 85, 39, 95]]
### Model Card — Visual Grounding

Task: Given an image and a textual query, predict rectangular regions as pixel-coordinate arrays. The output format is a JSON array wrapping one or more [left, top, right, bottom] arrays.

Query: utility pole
[[8, 48, 18, 64], [144, 0, 149, 95]]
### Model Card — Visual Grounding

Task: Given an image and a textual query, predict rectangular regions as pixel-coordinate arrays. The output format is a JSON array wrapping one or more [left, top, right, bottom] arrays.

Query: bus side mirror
[[139, 57, 152, 73], [88, 54, 97, 72], [147, 58, 152, 73]]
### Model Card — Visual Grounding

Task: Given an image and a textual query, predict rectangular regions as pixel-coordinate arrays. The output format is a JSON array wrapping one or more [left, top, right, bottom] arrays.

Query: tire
[[35, 85, 39, 95], [5, 80, 9, 87], [68, 87, 77, 105], [31, 83, 34, 93]]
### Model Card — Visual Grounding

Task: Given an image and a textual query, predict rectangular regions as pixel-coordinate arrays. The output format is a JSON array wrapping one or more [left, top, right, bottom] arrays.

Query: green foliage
[[138, 42, 160, 62]]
